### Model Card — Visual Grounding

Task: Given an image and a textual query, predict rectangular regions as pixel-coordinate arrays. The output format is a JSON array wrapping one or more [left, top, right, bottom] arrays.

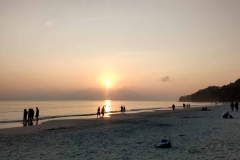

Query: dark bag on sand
[[155, 139, 171, 148]]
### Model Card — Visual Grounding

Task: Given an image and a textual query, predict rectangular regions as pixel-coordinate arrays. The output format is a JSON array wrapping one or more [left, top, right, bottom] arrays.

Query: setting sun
[[106, 79, 111, 88]]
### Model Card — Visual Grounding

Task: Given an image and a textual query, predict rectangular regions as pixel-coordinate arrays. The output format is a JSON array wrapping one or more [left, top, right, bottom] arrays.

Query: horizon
[[1, 0, 240, 101]]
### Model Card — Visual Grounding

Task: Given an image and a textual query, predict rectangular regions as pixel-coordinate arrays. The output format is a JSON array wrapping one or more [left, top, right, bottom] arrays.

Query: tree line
[[179, 79, 240, 102]]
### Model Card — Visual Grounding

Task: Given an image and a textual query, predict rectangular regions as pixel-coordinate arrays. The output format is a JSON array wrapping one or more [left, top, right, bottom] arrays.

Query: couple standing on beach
[[230, 102, 239, 112], [97, 106, 105, 118], [120, 105, 126, 112]]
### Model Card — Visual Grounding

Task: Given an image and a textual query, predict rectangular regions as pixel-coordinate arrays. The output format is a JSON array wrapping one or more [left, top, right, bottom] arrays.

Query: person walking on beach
[[235, 102, 239, 112], [231, 102, 234, 111], [101, 106, 105, 117], [35, 107, 39, 121], [97, 107, 101, 118], [172, 104, 175, 111]]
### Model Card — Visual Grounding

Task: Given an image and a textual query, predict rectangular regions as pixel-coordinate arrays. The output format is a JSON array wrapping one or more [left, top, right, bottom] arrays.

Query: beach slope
[[1, 104, 240, 160]]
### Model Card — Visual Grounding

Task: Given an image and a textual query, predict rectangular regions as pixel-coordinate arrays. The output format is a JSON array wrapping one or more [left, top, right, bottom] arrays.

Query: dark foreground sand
[[1, 104, 240, 160]]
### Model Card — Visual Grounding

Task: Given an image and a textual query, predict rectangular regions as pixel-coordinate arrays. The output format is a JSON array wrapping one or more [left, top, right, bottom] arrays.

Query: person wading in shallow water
[[172, 104, 175, 111]]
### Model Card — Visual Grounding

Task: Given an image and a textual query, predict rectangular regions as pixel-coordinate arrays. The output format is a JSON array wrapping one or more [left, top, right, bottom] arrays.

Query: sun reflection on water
[[105, 100, 111, 113]]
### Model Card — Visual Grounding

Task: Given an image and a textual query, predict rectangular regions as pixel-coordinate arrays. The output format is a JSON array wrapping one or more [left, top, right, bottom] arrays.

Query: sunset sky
[[0, 0, 240, 100]]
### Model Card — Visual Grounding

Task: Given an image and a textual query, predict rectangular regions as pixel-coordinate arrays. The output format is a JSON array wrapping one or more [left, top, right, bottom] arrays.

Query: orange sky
[[0, 0, 240, 100]]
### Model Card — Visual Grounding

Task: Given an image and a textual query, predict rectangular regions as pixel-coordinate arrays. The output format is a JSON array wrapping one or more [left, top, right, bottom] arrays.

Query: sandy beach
[[1, 104, 240, 160]]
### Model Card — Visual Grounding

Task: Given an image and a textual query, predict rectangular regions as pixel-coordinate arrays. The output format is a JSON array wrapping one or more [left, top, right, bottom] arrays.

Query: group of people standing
[[97, 106, 105, 118], [183, 103, 190, 108], [96, 105, 127, 118], [230, 102, 239, 112], [172, 103, 191, 111], [23, 107, 39, 122]]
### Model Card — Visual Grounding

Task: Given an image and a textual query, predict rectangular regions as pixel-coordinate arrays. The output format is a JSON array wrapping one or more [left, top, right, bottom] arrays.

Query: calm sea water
[[0, 100, 210, 129]]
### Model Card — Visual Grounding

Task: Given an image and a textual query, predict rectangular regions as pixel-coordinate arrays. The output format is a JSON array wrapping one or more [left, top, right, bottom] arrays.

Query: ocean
[[0, 100, 209, 129]]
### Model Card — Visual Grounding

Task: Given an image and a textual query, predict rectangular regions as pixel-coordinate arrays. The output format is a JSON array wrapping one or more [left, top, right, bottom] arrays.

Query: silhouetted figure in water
[[123, 106, 126, 112], [23, 109, 28, 121], [101, 106, 105, 117], [183, 103, 185, 109], [235, 102, 239, 112], [97, 107, 101, 118], [172, 104, 175, 111], [35, 107, 39, 121], [231, 102, 234, 111]]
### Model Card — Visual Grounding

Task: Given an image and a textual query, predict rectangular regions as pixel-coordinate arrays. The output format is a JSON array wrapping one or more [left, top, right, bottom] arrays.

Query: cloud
[[159, 76, 170, 82], [45, 20, 52, 28]]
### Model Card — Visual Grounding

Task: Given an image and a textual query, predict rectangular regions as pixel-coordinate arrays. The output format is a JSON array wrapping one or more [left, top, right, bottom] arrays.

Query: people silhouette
[[172, 104, 175, 111], [231, 102, 234, 111], [235, 102, 239, 112], [97, 107, 101, 118], [120, 106, 123, 112], [101, 106, 105, 117], [35, 107, 39, 121], [23, 109, 28, 121]]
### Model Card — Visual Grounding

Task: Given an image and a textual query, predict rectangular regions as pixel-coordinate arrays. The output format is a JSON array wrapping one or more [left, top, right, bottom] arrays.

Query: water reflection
[[104, 100, 111, 117], [23, 121, 27, 127], [22, 120, 39, 127]]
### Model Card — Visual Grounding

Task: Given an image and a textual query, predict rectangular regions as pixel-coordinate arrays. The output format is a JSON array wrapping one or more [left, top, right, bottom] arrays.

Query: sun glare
[[106, 79, 111, 88]]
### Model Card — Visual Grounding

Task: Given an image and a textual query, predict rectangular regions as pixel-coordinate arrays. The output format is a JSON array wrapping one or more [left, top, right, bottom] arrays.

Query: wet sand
[[1, 104, 240, 160]]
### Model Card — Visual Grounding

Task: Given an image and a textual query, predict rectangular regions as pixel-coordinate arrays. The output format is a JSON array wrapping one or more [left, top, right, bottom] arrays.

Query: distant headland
[[179, 79, 240, 102]]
